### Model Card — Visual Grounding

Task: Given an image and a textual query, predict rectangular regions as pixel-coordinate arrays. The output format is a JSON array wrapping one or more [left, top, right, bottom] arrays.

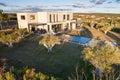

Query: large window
[[49, 14, 52, 22], [30, 15, 35, 20], [21, 15, 25, 20], [67, 14, 69, 20], [53, 14, 55, 22], [63, 14, 66, 20]]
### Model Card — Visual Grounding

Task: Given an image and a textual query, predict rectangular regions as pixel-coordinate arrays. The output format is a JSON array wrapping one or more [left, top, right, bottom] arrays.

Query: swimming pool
[[70, 36, 91, 44], [61, 35, 91, 46], [62, 34, 117, 47]]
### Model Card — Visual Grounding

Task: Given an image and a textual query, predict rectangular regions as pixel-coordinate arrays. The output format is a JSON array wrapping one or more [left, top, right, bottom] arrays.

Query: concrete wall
[[17, 13, 28, 29], [37, 12, 47, 23], [47, 12, 73, 23], [17, 12, 75, 32], [27, 13, 38, 23], [72, 23, 76, 29], [61, 12, 73, 21], [47, 12, 59, 23]]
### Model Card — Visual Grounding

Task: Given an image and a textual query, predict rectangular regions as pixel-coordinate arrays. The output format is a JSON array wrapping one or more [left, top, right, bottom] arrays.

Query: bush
[[67, 30, 80, 36], [0, 58, 56, 80], [111, 28, 120, 33], [0, 66, 56, 80]]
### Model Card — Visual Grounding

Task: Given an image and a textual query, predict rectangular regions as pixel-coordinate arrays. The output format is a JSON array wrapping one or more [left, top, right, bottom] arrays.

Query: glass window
[[30, 15, 35, 20], [67, 14, 69, 20], [63, 14, 66, 20], [21, 15, 25, 20], [54, 14, 55, 22], [49, 14, 52, 22]]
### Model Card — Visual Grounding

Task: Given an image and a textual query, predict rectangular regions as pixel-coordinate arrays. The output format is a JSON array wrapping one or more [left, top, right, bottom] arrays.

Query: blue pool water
[[62, 35, 117, 46], [70, 36, 91, 44]]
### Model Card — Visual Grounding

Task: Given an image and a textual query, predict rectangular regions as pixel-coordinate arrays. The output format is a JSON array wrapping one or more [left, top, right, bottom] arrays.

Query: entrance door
[[31, 27, 35, 32]]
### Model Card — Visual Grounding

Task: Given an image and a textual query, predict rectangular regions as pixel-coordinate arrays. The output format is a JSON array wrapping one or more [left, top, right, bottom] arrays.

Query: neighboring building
[[17, 12, 76, 33], [5, 13, 17, 21], [0, 10, 17, 29], [0, 9, 3, 13]]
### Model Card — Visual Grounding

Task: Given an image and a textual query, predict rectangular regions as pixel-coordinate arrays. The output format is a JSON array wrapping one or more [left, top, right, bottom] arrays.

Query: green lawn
[[0, 34, 84, 79]]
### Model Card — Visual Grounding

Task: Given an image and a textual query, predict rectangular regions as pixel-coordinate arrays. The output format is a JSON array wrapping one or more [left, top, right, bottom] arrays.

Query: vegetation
[[75, 13, 120, 36], [14, 28, 28, 38], [0, 60, 56, 80], [66, 27, 92, 38], [82, 40, 120, 80], [0, 11, 17, 30], [0, 12, 3, 30], [39, 34, 60, 53], [0, 12, 10, 30], [67, 30, 80, 36], [0, 34, 84, 79], [111, 27, 120, 33], [0, 28, 27, 47], [0, 13, 120, 80], [0, 32, 19, 47], [0, 32, 120, 79]]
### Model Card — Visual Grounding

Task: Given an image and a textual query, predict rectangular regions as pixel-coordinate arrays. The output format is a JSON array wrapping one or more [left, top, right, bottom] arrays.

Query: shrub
[[111, 28, 120, 33], [0, 59, 56, 80]]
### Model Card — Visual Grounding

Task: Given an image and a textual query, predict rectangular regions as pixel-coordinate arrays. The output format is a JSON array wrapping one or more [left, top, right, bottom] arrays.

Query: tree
[[95, 23, 103, 30], [15, 28, 27, 39], [90, 21, 95, 28], [0, 12, 3, 30], [109, 19, 115, 27], [101, 26, 112, 34], [0, 62, 56, 80], [83, 22, 89, 27], [5, 72, 15, 80], [82, 40, 120, 80], [0, 32, 20, 47], [0, 12, 9, 30], [97, 19, 107, 29], [39, 34, 60, 53]]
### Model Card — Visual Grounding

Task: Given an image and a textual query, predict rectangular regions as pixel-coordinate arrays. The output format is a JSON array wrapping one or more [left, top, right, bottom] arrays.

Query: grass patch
[[0, 34, 84, 79]]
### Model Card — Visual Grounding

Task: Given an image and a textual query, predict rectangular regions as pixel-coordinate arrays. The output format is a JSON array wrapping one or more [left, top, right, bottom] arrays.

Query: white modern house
[[17, 12, 76, 33]]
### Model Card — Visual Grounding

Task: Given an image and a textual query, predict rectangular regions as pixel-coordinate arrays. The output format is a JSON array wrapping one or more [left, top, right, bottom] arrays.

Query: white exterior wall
[[61, 12, 73, 21], [59, 12, 64, 22], [62, 22, 67, 30], [72, 23, 76, 29], [70, 13, 73, 20], [37, 12, 47, 23], [27, 13, 38, 23], [47, 12, 57, 23], [17, 13, 28, 29], [17, 12, 76, 32], [47, 12, 73, 23]]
